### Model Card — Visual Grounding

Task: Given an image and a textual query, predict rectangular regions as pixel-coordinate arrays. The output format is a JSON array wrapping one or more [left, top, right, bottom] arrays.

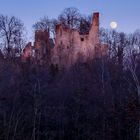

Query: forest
[[0, 7, 139, 140]]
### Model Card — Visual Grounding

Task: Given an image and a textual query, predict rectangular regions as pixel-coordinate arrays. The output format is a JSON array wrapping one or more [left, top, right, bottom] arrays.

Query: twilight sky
[[0, 0, 139, 41]]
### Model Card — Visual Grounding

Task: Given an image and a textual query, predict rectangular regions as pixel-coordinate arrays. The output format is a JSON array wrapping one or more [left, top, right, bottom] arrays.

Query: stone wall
[[22, 12, 108, 67], [51, 12, 101, 67], [22, 42, 33, 62], [22, 30, 52, 63]]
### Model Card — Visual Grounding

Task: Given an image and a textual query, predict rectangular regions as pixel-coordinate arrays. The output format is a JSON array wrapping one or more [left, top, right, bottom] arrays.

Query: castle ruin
[[22, 12, 108, 67]]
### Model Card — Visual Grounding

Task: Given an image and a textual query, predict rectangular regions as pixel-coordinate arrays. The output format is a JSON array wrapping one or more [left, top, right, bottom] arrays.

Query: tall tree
[[58, 7, 81, 29], [79, 15, 92, 35], [33, 17, 57, 38], [0, 15, 25, 58]]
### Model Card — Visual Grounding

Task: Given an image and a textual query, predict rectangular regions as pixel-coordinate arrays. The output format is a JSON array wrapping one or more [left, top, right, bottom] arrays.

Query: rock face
[[22, 12, 107, 67]]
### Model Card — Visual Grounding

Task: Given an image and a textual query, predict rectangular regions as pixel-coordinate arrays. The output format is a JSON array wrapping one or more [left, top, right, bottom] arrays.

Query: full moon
[[110, 21, 118, 29]]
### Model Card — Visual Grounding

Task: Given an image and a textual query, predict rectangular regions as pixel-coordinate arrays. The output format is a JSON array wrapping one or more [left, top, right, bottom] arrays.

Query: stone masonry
[[22, 12, 108, 67]]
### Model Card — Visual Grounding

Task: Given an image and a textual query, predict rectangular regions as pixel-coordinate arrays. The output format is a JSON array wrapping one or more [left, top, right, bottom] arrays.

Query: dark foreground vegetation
[[0, 35, 140, 139], [0, 7, 140, 140]]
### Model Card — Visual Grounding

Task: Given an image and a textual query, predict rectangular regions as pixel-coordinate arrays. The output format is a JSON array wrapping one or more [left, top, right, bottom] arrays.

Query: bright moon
[[110, 21, 118, 29]]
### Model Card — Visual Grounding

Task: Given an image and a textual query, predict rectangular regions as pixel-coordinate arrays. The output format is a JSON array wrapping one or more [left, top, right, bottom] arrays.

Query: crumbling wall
[[22, 42, 32, 62], [22, 12, 107, 67], [52, 12, 100, 67], [22, 30, 52, 63]]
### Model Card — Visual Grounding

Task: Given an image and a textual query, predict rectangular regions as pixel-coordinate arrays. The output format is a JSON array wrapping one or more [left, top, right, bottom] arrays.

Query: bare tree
[[33, 8, 91, 38], [79, 15, 91, 35], [58, 7, 81, 29], [0, 15, 25, 58], [33, 17, 57, 38], [124, 31, 140, 102]]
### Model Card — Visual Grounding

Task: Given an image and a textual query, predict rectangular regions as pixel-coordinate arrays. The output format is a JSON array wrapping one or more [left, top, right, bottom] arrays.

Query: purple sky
[[0, 0, 139, 41]]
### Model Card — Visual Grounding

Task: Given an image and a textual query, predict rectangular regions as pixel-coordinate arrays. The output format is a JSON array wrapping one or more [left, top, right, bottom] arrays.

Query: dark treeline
[[0, 7, 140, 140]]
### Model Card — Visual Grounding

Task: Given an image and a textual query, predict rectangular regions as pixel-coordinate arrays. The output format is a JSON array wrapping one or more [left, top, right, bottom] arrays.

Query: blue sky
[[0, 0, 139, 41]]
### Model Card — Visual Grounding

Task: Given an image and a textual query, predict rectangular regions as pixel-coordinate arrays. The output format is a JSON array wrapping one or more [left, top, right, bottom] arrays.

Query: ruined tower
[[34, 30, 50, 61], [22, 30, 52, 63], [89, 12, 99, 46], [51, 12, 101, 67]]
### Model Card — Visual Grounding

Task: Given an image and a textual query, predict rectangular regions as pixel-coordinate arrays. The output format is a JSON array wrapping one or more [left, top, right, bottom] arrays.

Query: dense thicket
[[0, 56, 139, 140]]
